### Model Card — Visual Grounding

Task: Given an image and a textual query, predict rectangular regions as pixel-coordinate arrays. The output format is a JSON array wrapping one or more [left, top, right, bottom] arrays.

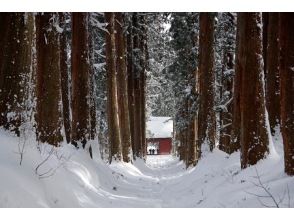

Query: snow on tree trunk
[[230, 13, 244, 153], [105, 12, 122, 161], [139, 14, 147, 158], [217, 13, 236, 154], [0, 13, 34, 136], [237, 13, 269, 168], [115, 12, 132, 162], [59, 12, 71, 144], [71, 13, 91, 148], [126, 14, 136, 158], [132, 13, 143, 158], [36, 13, 63, 146], [197, 12, 216, 153], [266, 13, 280, 135]]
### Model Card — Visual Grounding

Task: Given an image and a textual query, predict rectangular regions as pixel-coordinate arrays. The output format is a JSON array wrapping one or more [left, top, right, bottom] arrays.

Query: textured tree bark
[[71, 13, 90, 148], [115, 12, 132, 162], [279, 13, 294, 175], [0, 13, 10, 95], [105, 12, 122, 161], [237, 13, 269, 168], [197, 12, 216, 154], [0, 13, 33, 136], [266, 13, 280, 135], [36, 13, 62, 146], [126, 16, 136, 157], [88, 16, 97, 141], [262, 13, 269, 78], [139, 14, 147, 158], [132, 13, 142, 158], [59, 13, 71, 143]]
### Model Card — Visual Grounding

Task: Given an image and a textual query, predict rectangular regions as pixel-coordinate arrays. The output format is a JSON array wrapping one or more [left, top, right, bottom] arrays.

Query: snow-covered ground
[[0, 128, 293, 208]]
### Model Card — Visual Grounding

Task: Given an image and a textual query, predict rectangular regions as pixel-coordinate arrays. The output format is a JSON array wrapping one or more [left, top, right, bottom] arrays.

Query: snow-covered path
[[1, 129, 294, 207]]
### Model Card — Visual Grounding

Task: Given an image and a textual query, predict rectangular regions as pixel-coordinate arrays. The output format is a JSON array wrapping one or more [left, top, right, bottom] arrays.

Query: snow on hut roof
[[146, 117, 173, 138]]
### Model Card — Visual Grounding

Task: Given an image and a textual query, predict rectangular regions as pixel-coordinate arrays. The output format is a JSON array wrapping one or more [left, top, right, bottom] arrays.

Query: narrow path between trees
[[1, 130, 293, 208]]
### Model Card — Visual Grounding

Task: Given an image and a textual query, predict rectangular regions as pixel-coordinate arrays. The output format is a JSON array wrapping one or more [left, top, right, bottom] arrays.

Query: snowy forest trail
[[101, 155, 191, 208], [1, 130, 294, 208]]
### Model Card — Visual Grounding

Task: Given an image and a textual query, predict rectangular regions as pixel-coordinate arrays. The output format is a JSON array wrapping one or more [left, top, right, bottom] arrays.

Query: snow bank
[[0, 128, 293, 207]]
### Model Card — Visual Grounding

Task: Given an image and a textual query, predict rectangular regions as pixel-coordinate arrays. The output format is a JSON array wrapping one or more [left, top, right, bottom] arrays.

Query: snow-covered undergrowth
[[0, 128, 293, 207]]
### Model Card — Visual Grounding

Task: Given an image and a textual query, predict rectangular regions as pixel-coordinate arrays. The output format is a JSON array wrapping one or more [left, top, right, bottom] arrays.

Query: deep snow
[[0, 128, 293, 208]]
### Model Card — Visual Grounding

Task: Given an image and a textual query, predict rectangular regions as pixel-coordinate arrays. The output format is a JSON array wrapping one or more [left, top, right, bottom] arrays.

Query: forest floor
[[0, 128, 294, 207]]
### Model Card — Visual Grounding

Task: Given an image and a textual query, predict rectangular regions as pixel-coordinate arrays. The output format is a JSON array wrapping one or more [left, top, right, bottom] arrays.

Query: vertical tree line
[[104, 12, 148, 162], [170, 12, 294, 175], [0, 12, 293, 175]]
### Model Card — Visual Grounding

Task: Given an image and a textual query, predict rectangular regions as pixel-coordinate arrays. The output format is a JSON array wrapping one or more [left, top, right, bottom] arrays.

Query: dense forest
[[0, 12, 293, 208]]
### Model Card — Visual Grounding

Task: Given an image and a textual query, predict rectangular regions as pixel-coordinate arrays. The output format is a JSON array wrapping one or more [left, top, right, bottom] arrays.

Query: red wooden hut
[[146, 117, 173, 155]]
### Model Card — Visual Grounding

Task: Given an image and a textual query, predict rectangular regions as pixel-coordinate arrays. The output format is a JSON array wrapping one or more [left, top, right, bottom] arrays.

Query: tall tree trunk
[[132, 13, 142, 157], [279, 13, 294, 176], [71, 13, 90, 148], [59, 12, 71, 143], [105, 12, 122, 161], [0, 13, 34, 136], [36, 13, 62, 146], [139, 14, 147, 158], [197, 12, 216, 153], [266, 13, 280, 135], [88, 16, 97, 141], [115, 12, 132, 162], [237, 13, 269, 168], [126, 15, 136, 157]]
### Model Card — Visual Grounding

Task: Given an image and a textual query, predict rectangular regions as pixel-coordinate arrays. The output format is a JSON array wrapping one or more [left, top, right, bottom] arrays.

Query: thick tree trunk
[[59, 13, 71, 143], [0, 13, 10, 95], [279, 13, 294, 175], [237, 13, 269, 168], [71, 13, 90, 148], [197, 13, 216, 153], [36, 13, 62, 146], [105, 12, 122, 161], [115, 12, 132, 162], [0, 13, 33, 136], [266, 13, 280, 135]]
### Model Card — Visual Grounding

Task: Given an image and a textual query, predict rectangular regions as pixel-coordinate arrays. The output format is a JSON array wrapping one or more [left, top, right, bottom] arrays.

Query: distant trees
[[104, 12, 147, 162], [0, 12, 293, 175], [169, 13, 199, 166], [216, 13, 236, 154]]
